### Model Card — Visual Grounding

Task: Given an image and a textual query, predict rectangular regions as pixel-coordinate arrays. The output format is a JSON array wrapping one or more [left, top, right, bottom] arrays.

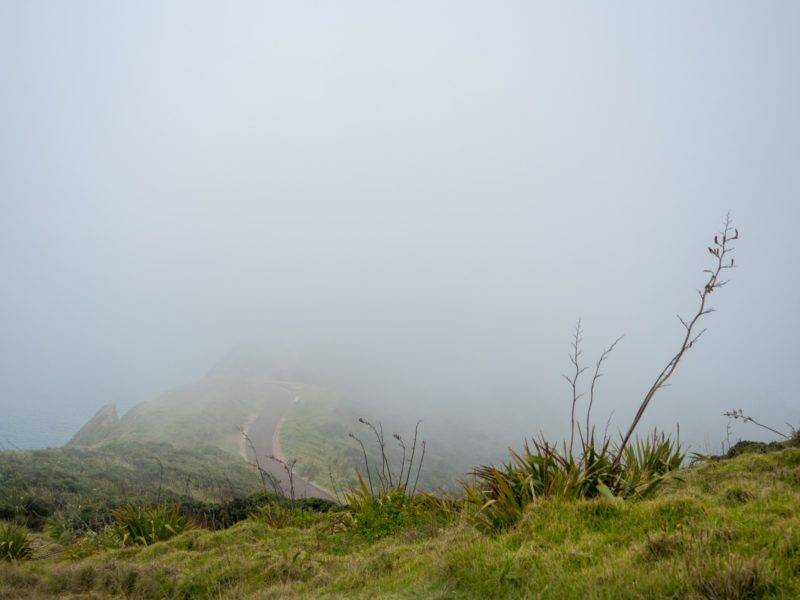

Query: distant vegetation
[[0, 441, 261, 533], [279, 387, 502, 495], [66, 376, 298, 456]]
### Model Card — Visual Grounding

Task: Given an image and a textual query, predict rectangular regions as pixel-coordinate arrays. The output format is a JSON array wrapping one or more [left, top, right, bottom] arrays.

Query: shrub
[[465, 431, 684, 532], [48, 504, 116, 543], [177, 493, 341, 530], [726, 440, 785, 458], [345, 479, 412, 540], [0, 494, 57, 531], [251, 503, 321, 529], [178, 494, 279, 529], [63, 529, 122, 560], [0, 524, 32, 562], [112, 504, 191, 546], [294, 496, 341, 512], [345, 476, 455, 540]]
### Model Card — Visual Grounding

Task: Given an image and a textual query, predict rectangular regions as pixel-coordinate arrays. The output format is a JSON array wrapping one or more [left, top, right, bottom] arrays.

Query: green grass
[[1, 447, 798, 598]]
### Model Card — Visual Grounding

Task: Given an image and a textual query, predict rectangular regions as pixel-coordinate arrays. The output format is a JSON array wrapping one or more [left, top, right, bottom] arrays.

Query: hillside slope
[[2, 447, 799, 598], [65, 367, 502, 498], [69, 375, 301, 457], [66, 404, 119, 448], [278, 387, 503, 494]]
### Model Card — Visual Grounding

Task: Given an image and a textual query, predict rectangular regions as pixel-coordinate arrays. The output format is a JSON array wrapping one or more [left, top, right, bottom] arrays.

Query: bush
[[726, 440, 785, 458], [0, 524, 32, 562], [0, 494, 57, 531], [63, 529, 123, 559], [177, 493, 340, 530], [464, 431, 684, 532], [348, 486, 411, 540], [345, 476, 455, 540], [112, 504, 191, 546], [251, 503, 321, 529], [48, 504, 116, 543]]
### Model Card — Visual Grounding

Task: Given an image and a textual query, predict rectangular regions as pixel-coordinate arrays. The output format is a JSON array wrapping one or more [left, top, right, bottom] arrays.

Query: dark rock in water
[[66, 404, 119, 447]]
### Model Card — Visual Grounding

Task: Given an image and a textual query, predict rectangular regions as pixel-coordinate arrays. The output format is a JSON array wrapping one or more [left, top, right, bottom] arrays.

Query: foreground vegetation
[[0, 442, 798, 598]]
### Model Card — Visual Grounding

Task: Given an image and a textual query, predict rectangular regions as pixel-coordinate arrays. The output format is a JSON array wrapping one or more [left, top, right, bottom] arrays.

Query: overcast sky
[[1, 1, 799, 449]]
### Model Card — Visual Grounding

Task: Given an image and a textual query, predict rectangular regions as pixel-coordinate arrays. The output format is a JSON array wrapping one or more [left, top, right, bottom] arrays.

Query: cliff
[[66, 404, 119, 447]]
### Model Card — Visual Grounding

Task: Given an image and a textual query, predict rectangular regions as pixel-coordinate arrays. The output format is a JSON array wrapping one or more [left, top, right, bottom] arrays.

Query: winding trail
[[240, 383, 335, 501]]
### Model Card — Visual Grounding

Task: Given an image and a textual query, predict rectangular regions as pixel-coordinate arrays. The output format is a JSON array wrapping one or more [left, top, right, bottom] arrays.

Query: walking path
[[240, 383, 335, 501]]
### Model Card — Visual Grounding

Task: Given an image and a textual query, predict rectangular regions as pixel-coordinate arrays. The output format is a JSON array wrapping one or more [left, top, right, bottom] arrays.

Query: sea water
[[0, 401, 98, 449]]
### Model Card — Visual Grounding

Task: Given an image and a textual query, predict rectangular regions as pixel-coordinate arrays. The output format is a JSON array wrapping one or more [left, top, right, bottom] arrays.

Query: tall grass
[[112, 504, 191, 546], [0, 523, 32, 561], [465, 431, 684, 532], [342, 419, 447, 538], [344, 473, 457, 540]]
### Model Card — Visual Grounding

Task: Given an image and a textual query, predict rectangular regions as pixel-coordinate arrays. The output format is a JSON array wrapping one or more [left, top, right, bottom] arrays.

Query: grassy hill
[[63, 371, 501, 498], [279, 386, 505, 495], [1, 446, 799, 598], [69, 375, 301, 457]]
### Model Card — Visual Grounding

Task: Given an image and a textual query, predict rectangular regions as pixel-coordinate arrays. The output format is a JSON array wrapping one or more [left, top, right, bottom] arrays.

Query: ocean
[[0, 402, 101, 450]]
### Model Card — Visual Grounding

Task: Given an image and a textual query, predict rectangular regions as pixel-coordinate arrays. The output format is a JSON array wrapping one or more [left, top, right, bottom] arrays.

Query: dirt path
[[241, 383, 335, 501]]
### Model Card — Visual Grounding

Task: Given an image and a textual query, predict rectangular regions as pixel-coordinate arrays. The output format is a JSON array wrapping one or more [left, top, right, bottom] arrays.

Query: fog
[[2, 2, 799, 451]]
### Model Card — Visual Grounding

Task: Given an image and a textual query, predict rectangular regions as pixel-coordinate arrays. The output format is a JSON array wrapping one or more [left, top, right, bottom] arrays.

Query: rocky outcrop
[[66, 404, 119, 447]]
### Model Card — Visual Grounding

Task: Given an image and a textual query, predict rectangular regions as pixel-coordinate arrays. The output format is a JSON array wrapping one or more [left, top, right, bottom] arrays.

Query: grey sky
[[1, 1, 799, 449]]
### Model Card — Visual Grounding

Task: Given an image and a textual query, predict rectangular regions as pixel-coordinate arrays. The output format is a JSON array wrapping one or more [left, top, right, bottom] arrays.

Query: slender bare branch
[[393, 433, 407, 486], [349, 432, 374, 496], [240, 428, 279, 496], [724, 409, 788, 439], [564, 318, 588, 455], [404, 420, 422, 489], [585, 334, 624, 441], [612, 212, 739, 468], [411, 440, 426, 495], [359, 418, 393, 489], [269, 454, 297, 501]]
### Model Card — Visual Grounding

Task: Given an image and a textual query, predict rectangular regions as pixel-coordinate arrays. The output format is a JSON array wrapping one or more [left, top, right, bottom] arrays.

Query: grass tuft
[[112, 504, 191, 546], [0, 524, 32, 562], [724, 487, 756, 505], [690, 555, 777, 600], [642, 530, 684, 561], [465, 431, 684, 532]]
